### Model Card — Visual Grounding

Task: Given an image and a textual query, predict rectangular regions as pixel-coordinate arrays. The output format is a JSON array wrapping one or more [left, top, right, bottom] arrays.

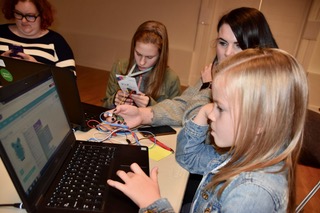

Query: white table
[[0, 127, 189, 212]]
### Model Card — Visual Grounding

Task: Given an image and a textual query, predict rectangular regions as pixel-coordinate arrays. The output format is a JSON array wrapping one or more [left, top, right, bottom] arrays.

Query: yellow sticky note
[[149, 145, 172, 161]]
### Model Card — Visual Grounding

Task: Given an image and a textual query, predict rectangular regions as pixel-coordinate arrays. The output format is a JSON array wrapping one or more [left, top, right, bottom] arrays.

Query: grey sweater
[[151, 79, 212, 126]]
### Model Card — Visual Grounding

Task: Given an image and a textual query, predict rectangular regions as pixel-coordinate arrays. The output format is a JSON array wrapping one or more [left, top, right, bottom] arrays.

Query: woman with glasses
[[0, 0, 75, 71]]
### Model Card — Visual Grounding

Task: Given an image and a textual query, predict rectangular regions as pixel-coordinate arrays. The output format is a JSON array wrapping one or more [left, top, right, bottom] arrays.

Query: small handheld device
[[9, 44, 24, 57], [138, 125, 176, 137], [103, 111, 128, 129]]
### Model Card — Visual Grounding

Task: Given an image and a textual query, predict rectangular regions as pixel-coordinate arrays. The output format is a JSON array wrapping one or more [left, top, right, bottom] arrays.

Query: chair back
[[298, 109, 320, 168]]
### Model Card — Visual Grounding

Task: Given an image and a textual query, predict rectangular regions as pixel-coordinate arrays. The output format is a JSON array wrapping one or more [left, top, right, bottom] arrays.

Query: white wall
[[49, 0, 201, 86], [1, 0, 319, 110], [296, 0, 320, 111]]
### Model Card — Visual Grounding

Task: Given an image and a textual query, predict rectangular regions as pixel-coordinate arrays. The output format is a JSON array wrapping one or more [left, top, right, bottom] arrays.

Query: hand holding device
[[9, 44, 24, 58], [109, 105, 144, 128], [130, 93, 150, 107], [115, 90, 134, 106], [103, 110, 129, 129], [116, 74, 140, 94]]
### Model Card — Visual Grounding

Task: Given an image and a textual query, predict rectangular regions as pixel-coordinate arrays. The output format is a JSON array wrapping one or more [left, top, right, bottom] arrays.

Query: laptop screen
[[0, 56, 108, 132], [0, 75, 70, 195]]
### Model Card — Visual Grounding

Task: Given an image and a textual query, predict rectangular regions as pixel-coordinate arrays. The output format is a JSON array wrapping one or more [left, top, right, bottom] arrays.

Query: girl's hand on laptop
[[107, 163, 161, 208]]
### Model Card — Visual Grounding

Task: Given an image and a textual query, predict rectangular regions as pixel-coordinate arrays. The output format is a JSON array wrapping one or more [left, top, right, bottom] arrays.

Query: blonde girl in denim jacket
[[107, 48, 308, 213]]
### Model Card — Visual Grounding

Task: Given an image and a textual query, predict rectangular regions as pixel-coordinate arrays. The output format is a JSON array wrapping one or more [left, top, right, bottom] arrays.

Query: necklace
[[127, 64, 153, 77]]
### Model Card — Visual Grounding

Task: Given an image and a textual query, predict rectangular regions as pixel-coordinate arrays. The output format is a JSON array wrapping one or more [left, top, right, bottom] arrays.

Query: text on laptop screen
[[0, 77, 70, 195]]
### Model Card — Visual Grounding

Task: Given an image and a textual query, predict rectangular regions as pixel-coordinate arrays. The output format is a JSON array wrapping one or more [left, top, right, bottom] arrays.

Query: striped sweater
[[0, 24, 75, 71]]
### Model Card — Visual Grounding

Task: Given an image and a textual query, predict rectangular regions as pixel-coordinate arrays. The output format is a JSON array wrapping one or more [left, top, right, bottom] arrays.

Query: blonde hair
[[209, 48, 308, 213]]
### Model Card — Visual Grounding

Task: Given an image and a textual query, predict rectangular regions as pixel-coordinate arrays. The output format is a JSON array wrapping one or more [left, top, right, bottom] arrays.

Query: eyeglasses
[[13, 11, 39, 22]]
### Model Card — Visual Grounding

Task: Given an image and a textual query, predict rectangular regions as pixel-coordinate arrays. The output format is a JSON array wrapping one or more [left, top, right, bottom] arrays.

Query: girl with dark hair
[[202, 7, 278, 83]]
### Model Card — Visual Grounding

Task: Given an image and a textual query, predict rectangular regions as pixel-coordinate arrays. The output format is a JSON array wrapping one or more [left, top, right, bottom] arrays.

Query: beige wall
[[302, 0, 320, 112], [49, 0, 201, 86]]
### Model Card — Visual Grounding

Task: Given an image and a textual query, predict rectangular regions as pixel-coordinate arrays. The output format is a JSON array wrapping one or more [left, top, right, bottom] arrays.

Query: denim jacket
[[140, 119, 288, 213]]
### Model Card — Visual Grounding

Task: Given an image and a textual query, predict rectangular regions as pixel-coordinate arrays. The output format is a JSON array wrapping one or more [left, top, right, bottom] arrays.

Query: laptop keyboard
[[46, 144, 116, 211]]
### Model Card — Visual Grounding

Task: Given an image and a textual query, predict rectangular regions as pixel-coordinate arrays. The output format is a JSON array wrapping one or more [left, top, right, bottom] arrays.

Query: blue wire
[[101, 120, 129, 129]]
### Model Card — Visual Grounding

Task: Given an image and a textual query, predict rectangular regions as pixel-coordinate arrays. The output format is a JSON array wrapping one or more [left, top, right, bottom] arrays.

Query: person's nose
[[225, 45, 235, 57], [21, 17, 28, 23], [139, 57, 146, 65]]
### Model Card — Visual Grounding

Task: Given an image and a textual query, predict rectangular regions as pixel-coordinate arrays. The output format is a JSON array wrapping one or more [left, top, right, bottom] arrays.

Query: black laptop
[[0, 69, 149, 212], [0, 56, 107, 131]]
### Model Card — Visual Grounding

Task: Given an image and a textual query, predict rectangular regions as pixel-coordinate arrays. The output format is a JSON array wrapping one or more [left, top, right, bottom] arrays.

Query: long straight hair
[[126, 20, 169, 99], [208, 48, 308, 213], [213, 7, 278, 65]]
